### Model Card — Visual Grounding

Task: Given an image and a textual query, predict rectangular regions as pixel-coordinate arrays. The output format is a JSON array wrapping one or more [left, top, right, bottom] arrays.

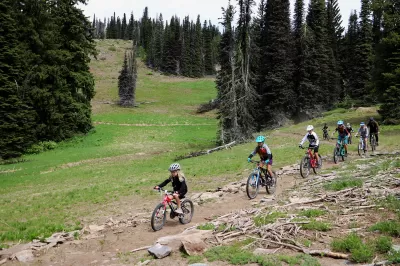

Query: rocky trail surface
[[1, 151, 400, 266]]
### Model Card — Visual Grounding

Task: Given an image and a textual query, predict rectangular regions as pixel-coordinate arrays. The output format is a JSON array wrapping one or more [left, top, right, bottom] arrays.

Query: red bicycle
[[299, 146, 322, 178], [150, 188, 194, 231]]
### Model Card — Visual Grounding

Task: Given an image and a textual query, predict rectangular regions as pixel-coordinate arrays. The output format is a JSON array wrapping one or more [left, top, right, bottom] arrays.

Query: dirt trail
[[13, 172, 304, 266]]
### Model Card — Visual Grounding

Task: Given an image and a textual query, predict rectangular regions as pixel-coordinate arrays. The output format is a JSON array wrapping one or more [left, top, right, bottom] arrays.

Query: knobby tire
[[179, 200, 194, 224], [246, 173, 259, 199], [313, 154, 323, 174], [300, 156, 310, 178], [151, 203, 166, 231], [266, 171, 277, 194]]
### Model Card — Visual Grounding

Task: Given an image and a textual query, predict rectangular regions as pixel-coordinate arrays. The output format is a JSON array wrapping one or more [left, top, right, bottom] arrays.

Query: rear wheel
[[313, 154, 322, 174], [179, 200, 194, 224], [246, 173, 260, 199], [151, 203, 166, 231], [300, 156, 310, 178], [265, 172, 277, 194]]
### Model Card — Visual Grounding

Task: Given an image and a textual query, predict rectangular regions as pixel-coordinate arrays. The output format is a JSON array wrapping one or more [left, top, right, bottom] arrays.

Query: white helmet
[[306, 125, 314, 131], [347, 123, 351, 127], [168, 163, 181, 171]]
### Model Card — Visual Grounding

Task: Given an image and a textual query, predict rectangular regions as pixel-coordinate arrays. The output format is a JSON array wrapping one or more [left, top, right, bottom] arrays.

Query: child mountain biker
[[247, 136, 273, 179], [367, 117, 379, 146], [355, 122, 369, 150], [333, 120, 350, 156], [299, 125, 320, 164], [154, 163, 187, 214]]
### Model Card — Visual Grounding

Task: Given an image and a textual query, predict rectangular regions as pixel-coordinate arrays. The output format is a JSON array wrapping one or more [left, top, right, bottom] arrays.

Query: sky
[[78, 0, 360, 30]]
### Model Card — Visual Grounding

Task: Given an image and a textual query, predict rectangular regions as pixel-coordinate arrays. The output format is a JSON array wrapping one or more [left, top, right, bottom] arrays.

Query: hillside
[[1, 40, 400, 265]]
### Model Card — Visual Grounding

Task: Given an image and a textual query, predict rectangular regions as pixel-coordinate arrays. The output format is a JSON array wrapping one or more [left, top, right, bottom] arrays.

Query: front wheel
[[266, 172, 277, 194], [312, 154, 322, 174], [179, 200, 194, 224], [333, 147, 339, 164], [371, 138, 376, 152], [300, 156, 310, 178], [358, 143, 362, 156], [246, 173, 260, 199], [151, 203, 166, 231]]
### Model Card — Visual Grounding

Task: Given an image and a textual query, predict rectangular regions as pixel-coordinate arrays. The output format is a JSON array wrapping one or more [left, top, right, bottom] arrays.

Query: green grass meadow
[[1, 40, 400, 243]]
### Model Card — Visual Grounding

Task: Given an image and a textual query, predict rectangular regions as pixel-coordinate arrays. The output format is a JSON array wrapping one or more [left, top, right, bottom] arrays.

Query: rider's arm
[[263, 144, 272, 160], [158, 178, 171, 188], [299, 134, 308, 145]]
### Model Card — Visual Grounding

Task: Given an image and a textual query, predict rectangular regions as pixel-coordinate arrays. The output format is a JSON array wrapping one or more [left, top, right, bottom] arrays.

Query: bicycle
[[333, 139, 346, 164], [322, 129, 329, 141], [150, 188, 194, 231], [299, 146, 322, 178], [356, 136, 367, 156], [370, 133, 377, 152], [246, 160, 277, 199]]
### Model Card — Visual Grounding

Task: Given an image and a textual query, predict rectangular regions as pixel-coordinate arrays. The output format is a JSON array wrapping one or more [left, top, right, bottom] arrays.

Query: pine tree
[[121, 13, 127, 40], [127, 13, 134, 40], [293, 0, 316, 118], [306, 0, 335, 108], [118, 52, 130, 104], [234, 0, 258, 138], [260, 0, 295, 125], [216, 2, 236, 144], [181, 16, 192, 76], [192, 16, 204, 77], [351, 0, 373, 99], [342, 11, 360, 97], [203, 21, 215, 75], [0, 0, 37, 159]]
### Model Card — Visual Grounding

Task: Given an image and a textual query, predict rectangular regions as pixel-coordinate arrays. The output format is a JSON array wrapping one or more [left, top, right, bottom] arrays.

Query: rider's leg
[[344, 136, 348, 155], [267, 164, 273, 178], [173, 194, 181, 210], [364, 137, 368, 150]]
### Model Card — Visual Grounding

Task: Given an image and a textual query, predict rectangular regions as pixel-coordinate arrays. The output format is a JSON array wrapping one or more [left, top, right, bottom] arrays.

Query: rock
[[13, 250, 35, 262], [0, 258, 7, 265], [156, 229, 212, 252], [253, 248, 277, 255], [89, 224, 105, 232], [182, 239, 208, 255], [0, 244, 31, 257], [199, 192, 220, 201], [148, 243, 171, 259]]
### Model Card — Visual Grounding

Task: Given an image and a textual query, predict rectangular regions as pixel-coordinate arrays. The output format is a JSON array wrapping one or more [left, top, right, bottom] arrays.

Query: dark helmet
[[370, 117, 374, 121]]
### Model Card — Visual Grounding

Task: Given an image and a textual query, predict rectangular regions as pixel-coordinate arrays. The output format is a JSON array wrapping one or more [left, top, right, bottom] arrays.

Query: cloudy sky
[[79, 0, 360, 29]]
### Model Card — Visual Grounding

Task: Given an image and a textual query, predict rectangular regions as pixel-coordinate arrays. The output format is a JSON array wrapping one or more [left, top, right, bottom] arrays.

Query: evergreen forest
[[1, 0, 400, 159]]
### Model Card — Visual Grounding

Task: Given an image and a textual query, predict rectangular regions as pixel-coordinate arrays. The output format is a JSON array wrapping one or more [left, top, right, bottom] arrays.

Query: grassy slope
[[1, 39, 399, 243]]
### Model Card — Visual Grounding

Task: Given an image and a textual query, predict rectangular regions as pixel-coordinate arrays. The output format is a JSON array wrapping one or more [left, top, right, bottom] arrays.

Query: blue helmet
[[360, 122, 365, 126], [256, 135, 265, 143], [337, 120, 344, 125]]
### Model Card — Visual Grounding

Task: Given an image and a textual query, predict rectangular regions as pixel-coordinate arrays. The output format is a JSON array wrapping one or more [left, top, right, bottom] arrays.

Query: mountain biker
[[355, 122, 369, 150], [346, 123, 354, 143], [367, 117, 379, 146], [154, 163, 187, 214], [247, 135, 273, 180], [299, 125, 320, 165], [333, 120, 350, 156], [322, 123, 329, 139]]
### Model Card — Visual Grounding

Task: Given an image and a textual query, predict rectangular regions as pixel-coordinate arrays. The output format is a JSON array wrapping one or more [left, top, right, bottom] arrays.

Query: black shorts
[[309, 145, 319, 153]]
